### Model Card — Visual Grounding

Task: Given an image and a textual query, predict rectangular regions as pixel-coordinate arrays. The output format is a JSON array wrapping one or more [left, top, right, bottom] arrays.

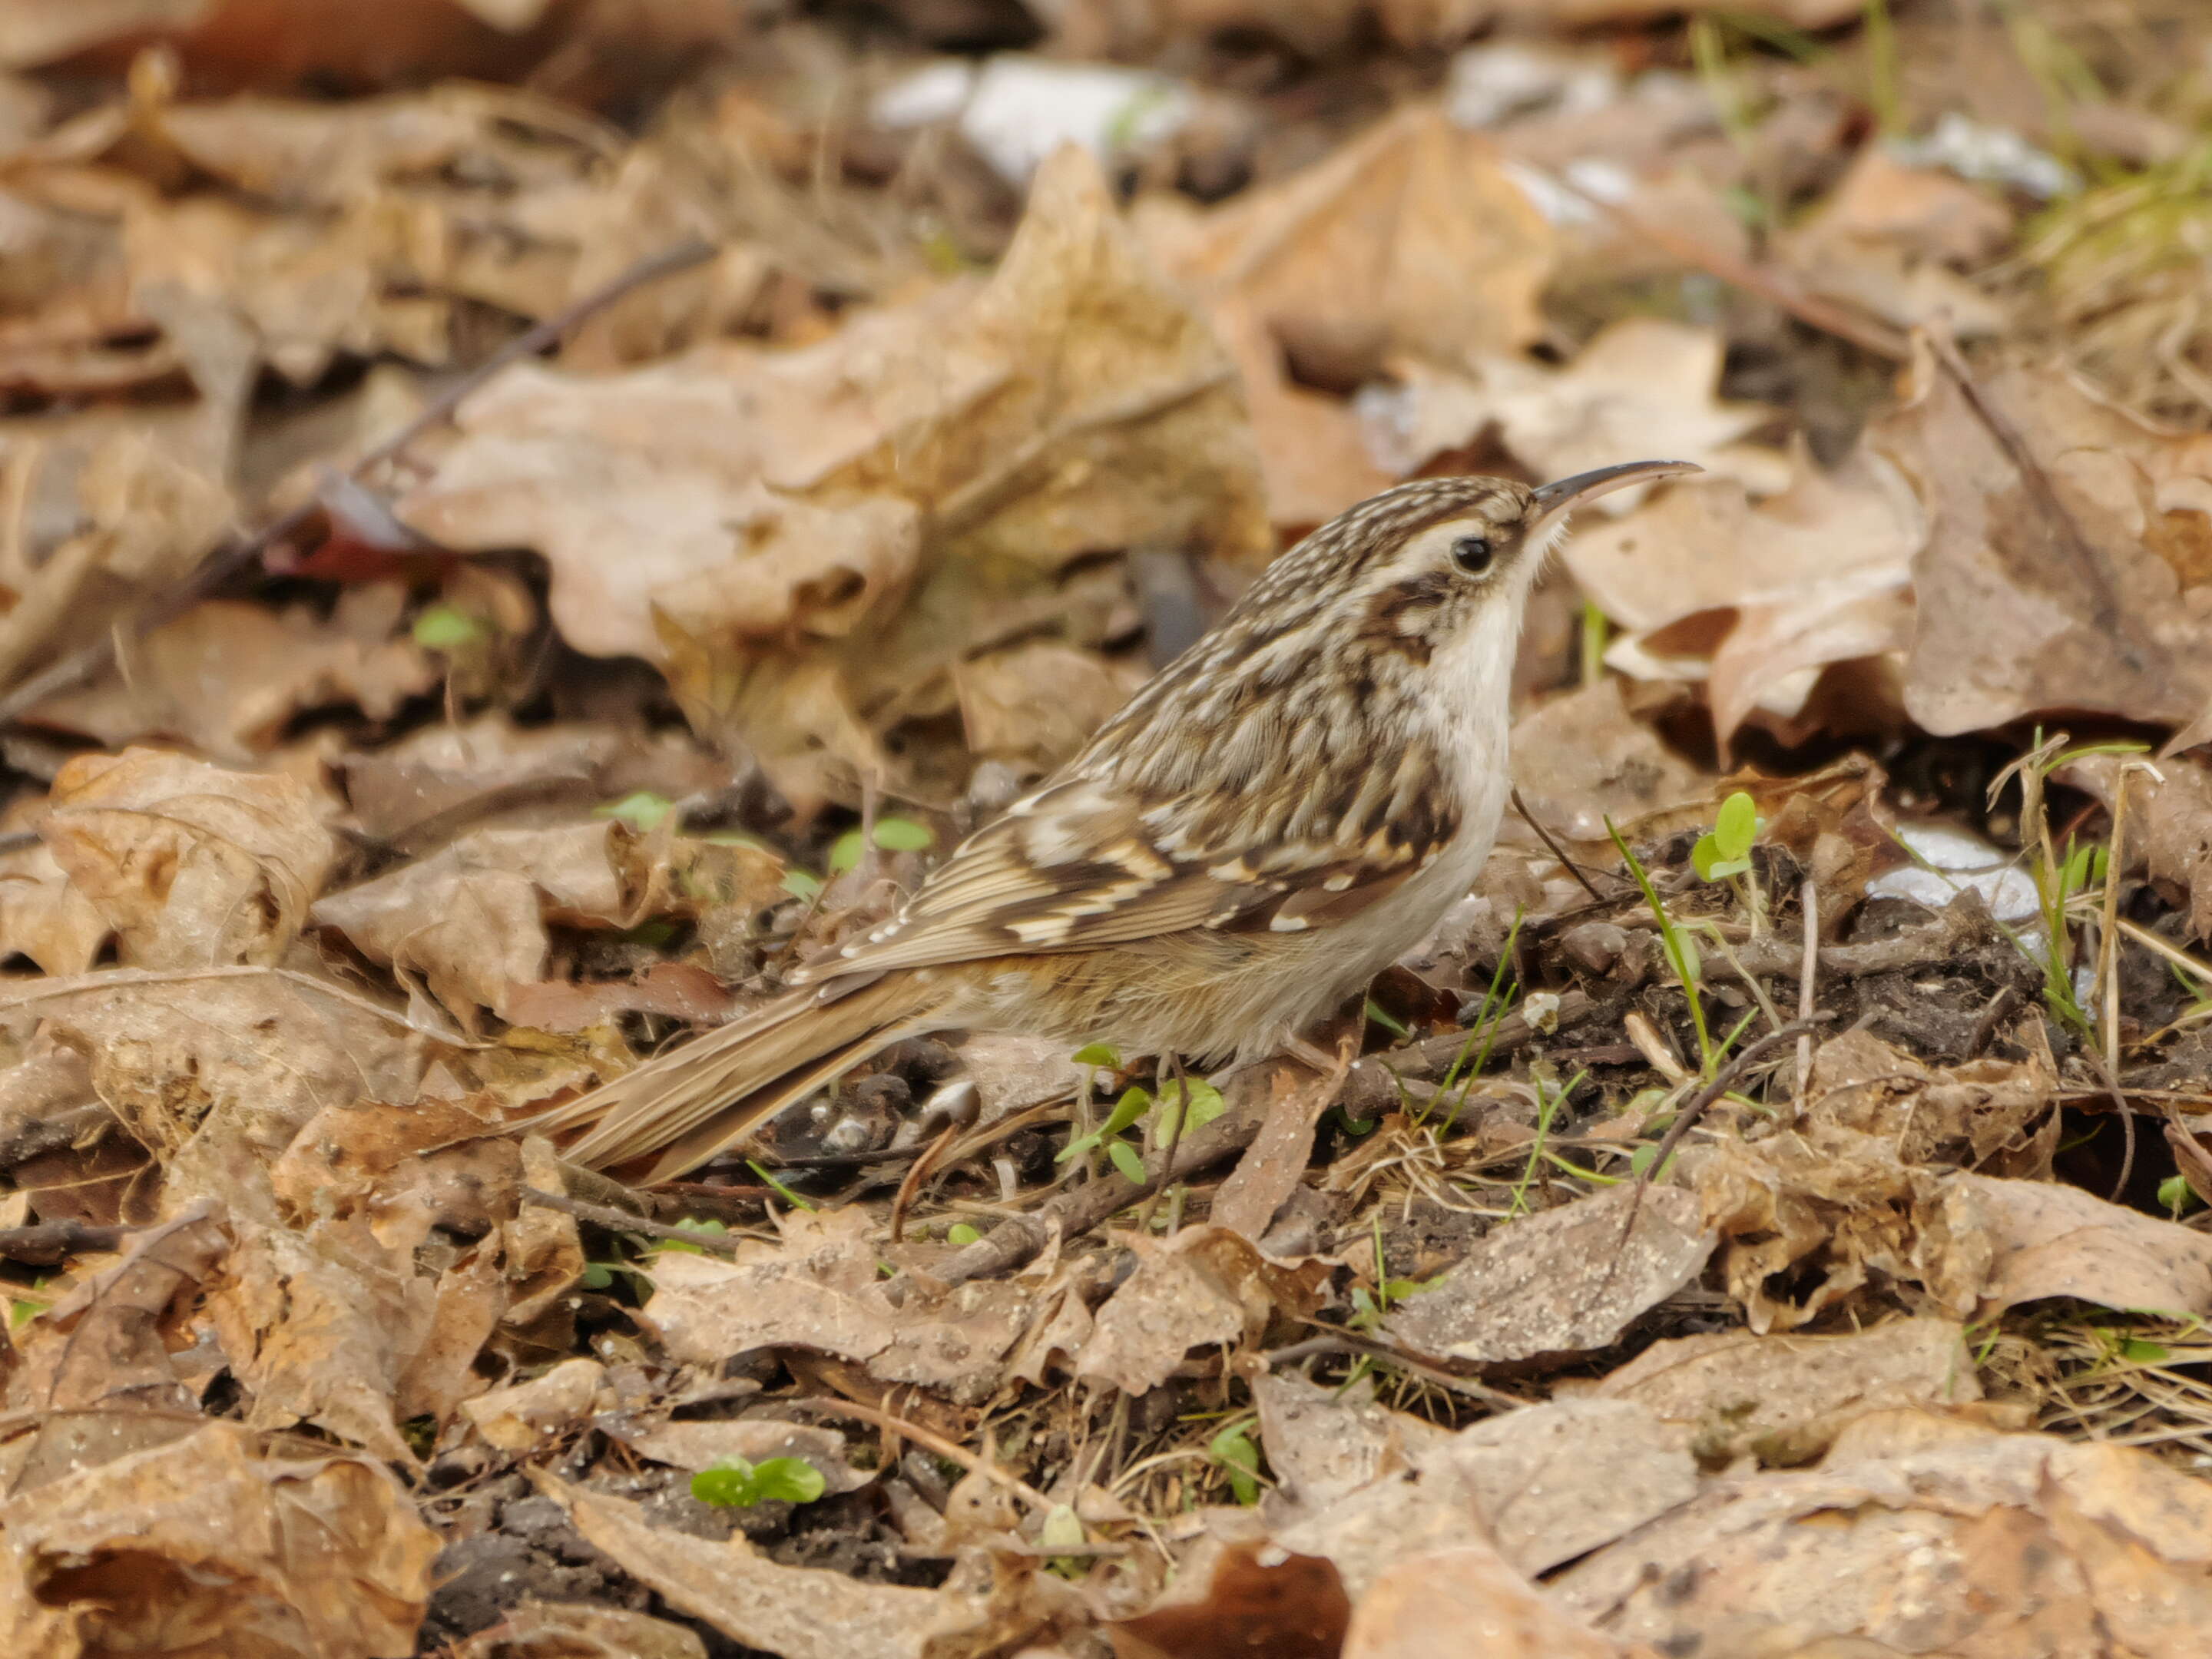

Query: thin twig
[[785, 1396, 1056, 1513], [1267, 1329, 1525, 1409], [1511, 786, 1608, 905], [522, 1184, 743, 1254], [0, 238, 717, 727], [1616, 1015, 1833, 1252], [1794, 878, 1818, 1108]]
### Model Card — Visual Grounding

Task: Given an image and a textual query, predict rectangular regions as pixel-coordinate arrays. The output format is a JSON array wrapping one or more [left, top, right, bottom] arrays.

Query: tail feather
[[541, 975, 946, 1182]]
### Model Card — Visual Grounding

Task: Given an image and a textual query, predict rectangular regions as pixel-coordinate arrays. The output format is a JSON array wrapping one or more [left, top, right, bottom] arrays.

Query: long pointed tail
[[532, 974, 947, 1184]]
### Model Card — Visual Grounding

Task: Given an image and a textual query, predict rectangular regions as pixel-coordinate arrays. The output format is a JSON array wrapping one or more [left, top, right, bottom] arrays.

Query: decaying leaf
[[453, 1601, 709, 1659], [1591, 1316, 1987, 1466], [1369, 319, 1788, 508], [1076, 1225, 1330, 1394], [28, 588, 436, 760], [462, 1358, 605, 1454], [1871, 340, 2212, 737], [1251, 1372, 1451, 1512], [1507, 677, 1713, 846], [1553, 1428, 2212, 1657], [2060, 750, 2212, 942], [1110, 1538, 1351, 1659], [41, 747, 337, 971], [1385, 1184, 1714, 1366], [0, 1421, 439, 1659], [398, 144, 1270, 809], [1343, 1541, 1656, 1659]]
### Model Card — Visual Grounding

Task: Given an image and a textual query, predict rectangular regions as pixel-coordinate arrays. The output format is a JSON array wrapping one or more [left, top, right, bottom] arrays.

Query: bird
[[533, 461, 1697, 1183]]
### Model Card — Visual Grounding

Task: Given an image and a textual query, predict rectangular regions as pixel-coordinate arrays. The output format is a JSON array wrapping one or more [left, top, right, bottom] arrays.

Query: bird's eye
[[1451, 534, 1495, 575]]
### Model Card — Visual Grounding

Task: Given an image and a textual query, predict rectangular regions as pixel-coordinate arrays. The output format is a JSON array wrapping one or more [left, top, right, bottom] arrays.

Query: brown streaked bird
[[535, 462, 1698, 1182]]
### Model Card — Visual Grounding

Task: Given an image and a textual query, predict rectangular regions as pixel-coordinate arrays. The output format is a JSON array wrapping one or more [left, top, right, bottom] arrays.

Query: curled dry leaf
[[1507, 677, 1712, 846], [1805, 1026, 2057, 1177], [2058, 750, 2212, 942], [1939, 1172, 2212, 1320], [1383, 1184, 1714, 1366], [311, 821, 630, 1023], [399, 145, 1270, 808], [1591, 1316, 1986, 1467], [1870, 340, 2212, 737], [0, 825, 109, 976], [543, 1477, 1019, 1659], [462, 1357, 605, 1454], [41, 748, 337, 971], [0, 1421, 438, 1659], [1075, 1225, 1330, 1395], [1553, 1429, 2212, 1657], [1110, 1538, 1351, 1659], [1561, 450, 1924, 744], [1368, 319, 1787, 508], [453, 1601, 709, 1659], [1343, 1541, 1657, 1659], [1777, 149, 2013, 338], [1139, 104, 1552, 524], [1252, 1373, 1451, 1512], [27, 588, 436, 760]]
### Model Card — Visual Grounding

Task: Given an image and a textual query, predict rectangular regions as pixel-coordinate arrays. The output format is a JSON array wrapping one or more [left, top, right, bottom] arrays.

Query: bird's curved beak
[[1528, 459, 1701, 542]]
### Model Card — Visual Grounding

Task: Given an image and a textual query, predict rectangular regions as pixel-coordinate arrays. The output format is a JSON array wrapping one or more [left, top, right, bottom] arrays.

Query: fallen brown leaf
[[1076, 1225, 1330, 1394], [42, 747, 337, 971], [1554, 1429, 2212, 1657], [1384, 1184, 1714, 1366], [1508, 677, 1714, 846], [1591, 1316, 1987, 1466], [454, 1599, 709, 1659], [1871, 339, 2212, 737], [1110, 1538, 1350, 1659], [1343, 1541, 1657, 1659], [0, 1420, 438, 1659]]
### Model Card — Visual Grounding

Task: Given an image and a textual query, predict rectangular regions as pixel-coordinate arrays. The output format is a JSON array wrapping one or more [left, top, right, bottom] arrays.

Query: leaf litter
[[2, 5, 2212, 1657]]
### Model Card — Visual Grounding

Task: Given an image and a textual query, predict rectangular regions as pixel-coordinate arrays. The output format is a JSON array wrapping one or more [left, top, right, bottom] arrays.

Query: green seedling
[[1151, 1077, 1226, 1147], [1506, 1067, 1588, 1218], [597, 790, 674, 833], [691, 1455, 827, 1508], [2160, 1174, 2200, 1220], [828, 815, 935, 875], [946, 1222, 982, 1246], [1207, 1419, 1263, 1505], [1348, 1217, 1442, 1330], [645, 1217, 730, 1256], [747, 1161, 818, 1212], [411, 602, 492, 653], [1608, 819, 1715, 1076], [1693, 790, 1766, 937]]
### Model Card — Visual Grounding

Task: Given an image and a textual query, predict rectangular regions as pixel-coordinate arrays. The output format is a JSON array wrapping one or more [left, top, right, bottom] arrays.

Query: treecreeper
[[531, 462, 1699, 1183]]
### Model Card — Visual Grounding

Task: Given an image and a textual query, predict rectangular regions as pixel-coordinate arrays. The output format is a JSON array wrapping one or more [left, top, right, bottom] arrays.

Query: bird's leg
[[1139, 1051, 1195, 1236]]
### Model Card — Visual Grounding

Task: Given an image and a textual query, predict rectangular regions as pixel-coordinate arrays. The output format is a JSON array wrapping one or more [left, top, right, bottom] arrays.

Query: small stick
[[522, 1184, 743, 1255], [0, 238, 717, 727], [1794, 878, 1818, 1109], [1511, 786, 1608, 905], [785, 1396, 1057, 1514], [1616, 1015, 1833, 1250]]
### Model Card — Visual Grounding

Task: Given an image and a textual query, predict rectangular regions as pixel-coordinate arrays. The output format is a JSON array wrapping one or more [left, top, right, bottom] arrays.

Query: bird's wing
[[795, 771, 1458, 983]]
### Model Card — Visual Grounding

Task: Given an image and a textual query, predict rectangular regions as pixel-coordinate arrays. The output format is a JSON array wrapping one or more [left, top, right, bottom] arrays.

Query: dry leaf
[[1110, 1538, 1350, 1659], [28, 589, 435, 760], [0, 827, 110, 976], [1343, 1541, 1656, 1659], [1252, 1372, 1451, 1512], [399, 144, 1270, 809], [311, 821, 631, 1022], [545, 1476, 1001, 1659], [42, 748, 337, 970], [1385, 1184, 1714, 1366], [1508, 677, 1713, 846], [1939, 1172, 2212, 1319], [1076, 1225, 1330, 1394], [1805, 1026, 2057, 1175], [1138, 104, 1551, 523], [1871, 341, 2212, 737], [1591, 1316, 1986, 1466], [455, 1600, 709, 1659], [1553, 1431, 2212, 1657], [1429, 1400, 1697, 1576], [1369, 320, 1788, 507], [2059, 750, 2212, 942], [462, 1358, 605, 1453], [1211, 1061, 1339, 1247], [0, 1420, 438, 1659]]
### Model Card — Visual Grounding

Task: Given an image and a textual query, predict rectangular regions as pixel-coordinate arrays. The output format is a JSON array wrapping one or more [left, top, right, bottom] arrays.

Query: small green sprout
[[411, 602, 491, 652], [1038, 1503, 1089, 1577], [597, 790, 674, 833], [829, 816, 937, 875], [1692, 791, 1757, 882], [1071, 1041, 1120, 1070], [2160, 1174, 2200, 1219], [691, 1456, 827, 1508], [647, 1218, 730, 1257], [1207, 1419, 1263, 1505], [946, 1223, 982, 1246], [1151, 1078, 1226, 1146], [1058, 1084, 1152, 1165]]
